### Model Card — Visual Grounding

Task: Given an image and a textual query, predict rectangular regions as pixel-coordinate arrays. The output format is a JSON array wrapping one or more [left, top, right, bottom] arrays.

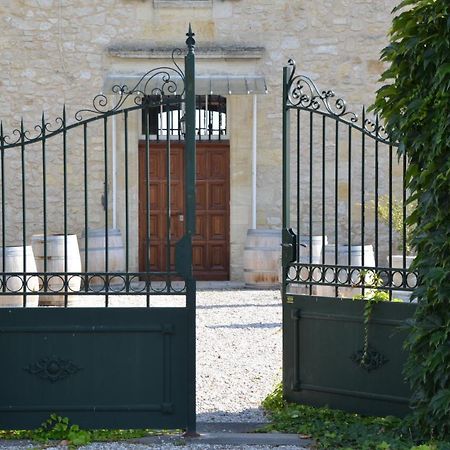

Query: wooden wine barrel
[[243, 229, 281, 288], [79, 228, 125, 287], [32, 234, 82, 307], [0, 246, 39, 307]]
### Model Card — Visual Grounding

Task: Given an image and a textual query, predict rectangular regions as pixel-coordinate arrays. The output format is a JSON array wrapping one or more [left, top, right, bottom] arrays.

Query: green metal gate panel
[[0, 306, 189, 429], [0, 28, 198, 432], [283, 295, 416, 417]]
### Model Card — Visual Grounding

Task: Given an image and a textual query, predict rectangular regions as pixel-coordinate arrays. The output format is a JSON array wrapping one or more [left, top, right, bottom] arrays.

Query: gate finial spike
[[186, 23, 195, 53], [20, 117, 25, 140]]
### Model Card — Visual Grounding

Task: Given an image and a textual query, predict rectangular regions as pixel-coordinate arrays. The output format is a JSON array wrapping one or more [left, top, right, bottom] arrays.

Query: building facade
[[0, 0, 398, 281]]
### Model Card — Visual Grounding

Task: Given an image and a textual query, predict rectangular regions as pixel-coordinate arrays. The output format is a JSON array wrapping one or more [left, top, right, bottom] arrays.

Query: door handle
[[179, 214, 184, 222]]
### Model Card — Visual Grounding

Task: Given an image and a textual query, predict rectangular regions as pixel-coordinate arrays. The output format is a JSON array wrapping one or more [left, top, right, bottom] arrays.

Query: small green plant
[[369, 195, 416, 254], [0, 414, 176, 448], [353, 272, 402, 367], [261, 382, 285, 412], [32, 414, 91, 447]]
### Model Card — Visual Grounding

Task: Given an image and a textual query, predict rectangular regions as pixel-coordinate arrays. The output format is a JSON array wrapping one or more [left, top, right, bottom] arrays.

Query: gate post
[[183, 24, 198, 437]]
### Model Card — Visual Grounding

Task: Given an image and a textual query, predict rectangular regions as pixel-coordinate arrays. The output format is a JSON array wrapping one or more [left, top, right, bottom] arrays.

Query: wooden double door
[[139, 141, 230, 280]]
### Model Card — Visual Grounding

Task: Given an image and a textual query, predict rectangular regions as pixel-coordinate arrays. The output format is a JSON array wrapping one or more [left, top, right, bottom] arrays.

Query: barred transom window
[[142, 95, 227, 140]]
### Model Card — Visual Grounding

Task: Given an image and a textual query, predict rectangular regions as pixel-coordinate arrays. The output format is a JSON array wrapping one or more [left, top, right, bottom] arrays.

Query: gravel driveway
[[196, 288, 282, 423]]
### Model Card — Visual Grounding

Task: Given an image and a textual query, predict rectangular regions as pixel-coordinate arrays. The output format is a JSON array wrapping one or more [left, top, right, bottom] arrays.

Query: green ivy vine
[[353, 273, 402, 369], [371, 0, 450, 439]]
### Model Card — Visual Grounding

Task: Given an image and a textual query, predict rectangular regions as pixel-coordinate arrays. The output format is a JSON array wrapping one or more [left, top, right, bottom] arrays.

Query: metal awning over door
[[103, 74, 268, 95]]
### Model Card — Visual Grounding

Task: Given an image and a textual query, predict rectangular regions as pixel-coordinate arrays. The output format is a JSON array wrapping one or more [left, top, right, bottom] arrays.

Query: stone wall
[[0, 0, 400, 279]]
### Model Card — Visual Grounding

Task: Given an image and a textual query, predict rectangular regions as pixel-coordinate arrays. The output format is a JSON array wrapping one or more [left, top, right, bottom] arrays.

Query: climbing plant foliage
[[372, 0, 450, 439]]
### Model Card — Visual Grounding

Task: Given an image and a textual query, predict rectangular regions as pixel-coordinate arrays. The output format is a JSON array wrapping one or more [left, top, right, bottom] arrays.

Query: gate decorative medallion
[[24, 356, 82, 383], [0, 28, 197, 432]]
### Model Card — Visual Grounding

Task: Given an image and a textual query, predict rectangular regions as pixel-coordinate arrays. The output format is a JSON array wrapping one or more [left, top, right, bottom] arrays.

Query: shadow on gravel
[[198, 303, 280, 309], [197, 408, 271, 424], [206, 322, 281, 329]]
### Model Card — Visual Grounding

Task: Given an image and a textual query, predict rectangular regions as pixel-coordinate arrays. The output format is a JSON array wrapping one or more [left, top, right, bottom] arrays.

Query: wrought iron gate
[[0, 29, 197, 432], [281, 60, 418, 416]]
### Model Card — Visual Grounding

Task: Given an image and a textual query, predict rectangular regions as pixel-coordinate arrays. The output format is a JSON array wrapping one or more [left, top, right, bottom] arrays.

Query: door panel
[[139, 141, 230, 280]]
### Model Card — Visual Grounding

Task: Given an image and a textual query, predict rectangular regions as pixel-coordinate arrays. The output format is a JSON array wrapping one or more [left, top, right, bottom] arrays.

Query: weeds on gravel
[[262, 384, 450, 450], [0, 413, 177, 448]]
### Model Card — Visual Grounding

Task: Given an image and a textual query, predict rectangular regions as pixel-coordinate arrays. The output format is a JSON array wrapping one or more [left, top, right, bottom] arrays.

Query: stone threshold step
[[133, 423, 312, 448]]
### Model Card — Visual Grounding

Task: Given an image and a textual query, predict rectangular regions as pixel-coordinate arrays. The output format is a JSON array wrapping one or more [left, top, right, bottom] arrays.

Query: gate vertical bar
[[1, 124, 5, 293], [83, 123, 89, 292], [144, 105, 150, 307], [334, 121, 339, 297], [402, 152, 407, 267], [282, 65, 292, 296], [124, 111, 130, 285], [41, 114, 48, 295], [63, 107, 68, 307], [20, 119, 26, 307], [103, 116, 109, 306], [184, 24, 197, 437], [296, 110, 300, 261], [166, 104, 171, 291]]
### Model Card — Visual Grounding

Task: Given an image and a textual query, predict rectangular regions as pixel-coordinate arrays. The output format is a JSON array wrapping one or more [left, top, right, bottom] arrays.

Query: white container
[[298, 235, 328, 264], [0, 246, 39, 307], [32, 234, 82, 306]]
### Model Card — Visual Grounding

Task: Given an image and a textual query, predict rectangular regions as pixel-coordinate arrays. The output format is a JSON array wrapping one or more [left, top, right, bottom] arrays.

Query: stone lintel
[[107, 45, 265, 60]]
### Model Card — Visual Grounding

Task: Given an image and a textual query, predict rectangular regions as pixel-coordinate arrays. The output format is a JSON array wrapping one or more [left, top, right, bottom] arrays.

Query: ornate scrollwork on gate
[[75, 48, 185, 121], [285, 59, 394, 144], [0, 49, 186, 147], [24, 355, 82, 383], [286, 263, 418, 291], [286, 59, 358, 121]]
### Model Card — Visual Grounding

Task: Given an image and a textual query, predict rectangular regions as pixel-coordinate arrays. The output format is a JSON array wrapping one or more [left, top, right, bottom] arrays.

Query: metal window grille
[[142, 94, 227, 140]]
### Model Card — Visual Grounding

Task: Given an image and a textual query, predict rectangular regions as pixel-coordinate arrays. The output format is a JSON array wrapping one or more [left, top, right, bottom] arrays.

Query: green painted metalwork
[[182, 24, 197, 436], [281, 59, 418, 416], [281, 58, 418, 295], [0, 29, 197, 433], [0, 308, 190, 429], [283, 296, 416, 417]]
